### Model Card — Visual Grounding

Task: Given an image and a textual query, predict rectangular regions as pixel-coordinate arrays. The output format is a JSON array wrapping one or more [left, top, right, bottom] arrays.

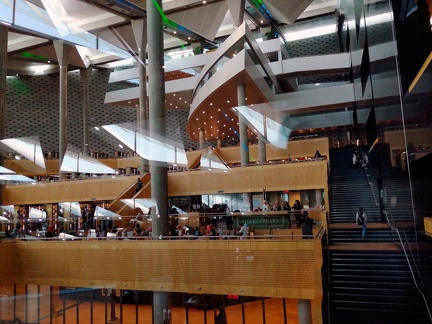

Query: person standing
[[262, 200, 270, 212], [293, 200, 303, 226], [356, 207, 367, 240], [109, 289, 118, 321], [352, 153, 357, 168], [214, 306, 228, 324], [237, 223, 249, 240]]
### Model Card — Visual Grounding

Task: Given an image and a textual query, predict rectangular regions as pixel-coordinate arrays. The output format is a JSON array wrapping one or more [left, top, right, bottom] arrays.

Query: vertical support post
[[90, 288, 94, 324], [80, 68, 91, 156], [261, 298, 266, 323], [25, 285, 28, 323], [76, 292, 79, 324], [199, 129, 205, 150], [63, 295, 66, 324], [132, 18, 149, 174], [315, 189, 323, 208], [0, 24, 7, 205], [53, 41, 72, 181], [298, 299, 312, 324], [50, 286, 53, 324], [258, 132, 267, 163], [37, 285, 40, 324], [238, 83, 251, 210], [147, 0, 171, 322], [14, 284, 17, 320]]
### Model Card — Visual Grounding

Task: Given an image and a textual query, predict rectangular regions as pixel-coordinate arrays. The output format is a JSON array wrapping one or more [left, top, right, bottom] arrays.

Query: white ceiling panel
[[167, 2, 228, 41]]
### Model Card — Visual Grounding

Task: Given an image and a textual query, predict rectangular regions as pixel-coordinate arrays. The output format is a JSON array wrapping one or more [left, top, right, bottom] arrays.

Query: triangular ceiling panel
[[131, 18, 147, 51], [226, 0, 245, 27], [98, 24, 139, 54], [263, 0, 314, 25], [60, 149, 116, 174], [167, 2, 228, 41]]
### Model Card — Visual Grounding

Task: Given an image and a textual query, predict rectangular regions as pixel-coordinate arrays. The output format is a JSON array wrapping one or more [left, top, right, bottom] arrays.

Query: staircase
[[329, 147, 381, 223], [107, 173, 151, 215], [328, 250, 432, 324], [324, 147, 432, 324]]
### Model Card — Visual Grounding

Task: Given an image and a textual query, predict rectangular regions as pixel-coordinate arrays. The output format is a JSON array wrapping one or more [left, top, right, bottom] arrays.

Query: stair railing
[[385, 210, 432, 322], [363, 165, 379, 207]]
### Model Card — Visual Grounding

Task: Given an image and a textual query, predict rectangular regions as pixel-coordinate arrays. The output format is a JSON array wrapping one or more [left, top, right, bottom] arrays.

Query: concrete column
[[0, 24, 7, 205], [217, 138, 222, 148], [132, 18, 149, 174], [80, 68, 91, 156], [147, 0, 171, 321], [238, 83, 249, 166], [258, 132, 266, 163], [298, 299, 312, 324], [53, 41, 72, 181], [315, 189, 323, 208], [238, 83, 251, 210], [199, 129, 205, 150]]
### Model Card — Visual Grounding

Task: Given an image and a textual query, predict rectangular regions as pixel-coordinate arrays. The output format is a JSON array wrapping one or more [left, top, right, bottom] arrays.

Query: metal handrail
[[363, 164, 379, 207], [385, 210, 432, 322]]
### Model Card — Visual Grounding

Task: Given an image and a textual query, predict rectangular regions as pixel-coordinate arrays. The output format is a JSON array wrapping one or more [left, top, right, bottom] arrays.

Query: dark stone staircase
[[324, 147, 432, 324], [327, 250, 432, 324], [329, 146, 381, 224]]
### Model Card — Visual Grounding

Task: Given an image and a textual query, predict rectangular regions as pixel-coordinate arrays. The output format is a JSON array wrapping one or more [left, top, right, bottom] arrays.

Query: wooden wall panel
[[217, 137, 329, 165], [2, 176, 136, 205], [385, 128, 432, 167], [2, 161, 329, 215], [168, 160, 328, 196], [4, 159, 59, 175], [0, 243, 16, 286]]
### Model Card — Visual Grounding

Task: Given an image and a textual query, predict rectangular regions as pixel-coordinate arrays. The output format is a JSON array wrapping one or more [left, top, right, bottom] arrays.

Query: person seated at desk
[[273, 201, 281, 211], [314, 150, 322, 159], [133, 223, 141, 237], [262, 200, 270, 212], [237, 223, 249, 239]]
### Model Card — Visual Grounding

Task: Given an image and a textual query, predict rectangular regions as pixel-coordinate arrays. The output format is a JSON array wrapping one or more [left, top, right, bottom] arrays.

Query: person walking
[[356, 207, 367, 240], [135, 177, 143, 193]]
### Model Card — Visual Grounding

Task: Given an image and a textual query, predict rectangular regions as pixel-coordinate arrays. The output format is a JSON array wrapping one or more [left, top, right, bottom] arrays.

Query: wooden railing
[[0, 237, 324, 322]]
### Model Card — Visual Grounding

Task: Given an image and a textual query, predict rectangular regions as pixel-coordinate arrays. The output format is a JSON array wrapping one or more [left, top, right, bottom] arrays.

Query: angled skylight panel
[[60, 149, 116, 174], [0, 174, 36, 182], [29, 207, 47, 219], [0, 216, 11, 222], [0, 205, 15, 222], [234, 104, 291, 149], [94, 206, 121, 219], [0, 137, 46, 170], [136, 134, 188, 166], [121, 198, 157, 215], [59, 202, 81, 217], [0, 0, 13, 24], [0, 205, 15, 213], [40, 0, 70, 37], [13, 0, 129, 60], [102, 124, 136, 154], [200, 151, 230, 171], [266, 117, 291, 149], [235, 105, 265, 135], [0, 166, 15, 174], [102, 124, 188, 166]]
